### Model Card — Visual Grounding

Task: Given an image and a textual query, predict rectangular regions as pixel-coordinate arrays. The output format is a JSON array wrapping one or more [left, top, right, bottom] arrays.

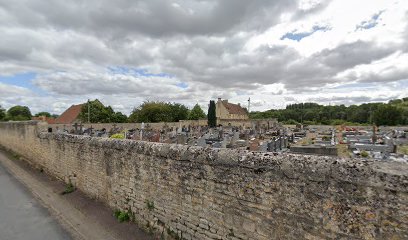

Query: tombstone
[[177, 134, 187, 144], [79, 123, 83, 135], [73, 123, 79, 135], [249, 139, 259, 151]]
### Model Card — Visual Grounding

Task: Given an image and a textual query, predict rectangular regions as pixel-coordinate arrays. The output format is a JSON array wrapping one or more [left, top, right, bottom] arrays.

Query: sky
[[0, 0, 408, 115]]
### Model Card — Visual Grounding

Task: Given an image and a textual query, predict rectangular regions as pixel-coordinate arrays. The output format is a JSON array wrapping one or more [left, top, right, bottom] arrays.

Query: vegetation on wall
[[250, 97, 408, 126]]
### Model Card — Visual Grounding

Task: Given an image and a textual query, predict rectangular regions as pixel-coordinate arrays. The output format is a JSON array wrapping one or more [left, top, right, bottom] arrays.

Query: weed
[[114, 210, 130, 222], [61, 182, 75, 195], [146, 200, 155, 211]]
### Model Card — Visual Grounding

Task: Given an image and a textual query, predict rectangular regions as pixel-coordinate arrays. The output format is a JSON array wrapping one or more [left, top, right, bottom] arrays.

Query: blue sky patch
[[0, 72, 36, 88], [281, 25, 329, 41], [108, 66, 173, 78], [356, 11, 383, 30], [0, 72, 49, 95], [176, 82, 188, 89]]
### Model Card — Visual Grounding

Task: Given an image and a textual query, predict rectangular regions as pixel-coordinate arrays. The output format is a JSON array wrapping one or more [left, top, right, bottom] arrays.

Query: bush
[[360, 150, 369, 158], [114, 210, 130, 222], [61, 182, 75, 195], [110, 133, 125, 139]]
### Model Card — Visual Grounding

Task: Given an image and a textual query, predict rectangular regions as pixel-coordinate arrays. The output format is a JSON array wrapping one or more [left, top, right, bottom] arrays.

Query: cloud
[[0, 0, 407, 114]]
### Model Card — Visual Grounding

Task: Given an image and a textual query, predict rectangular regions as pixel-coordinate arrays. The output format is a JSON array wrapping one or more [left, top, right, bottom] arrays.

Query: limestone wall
[[0, 121, 407, 239]]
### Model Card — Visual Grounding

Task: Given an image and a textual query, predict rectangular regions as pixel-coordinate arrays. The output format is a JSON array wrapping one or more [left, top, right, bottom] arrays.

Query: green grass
[[114, 210, 130, 222], [61, 182, 75, 195]]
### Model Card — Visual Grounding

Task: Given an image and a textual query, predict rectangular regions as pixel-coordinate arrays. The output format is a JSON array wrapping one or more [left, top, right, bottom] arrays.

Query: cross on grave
[[79, 123, 84, 135], [73, 123, 79, 134], [88, 125, 94, 135]]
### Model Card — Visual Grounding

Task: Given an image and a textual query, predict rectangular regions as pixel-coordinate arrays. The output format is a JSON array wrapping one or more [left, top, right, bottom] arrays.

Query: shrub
[[114, 210, 130, 222], [61, 182, 75, 195], [360, 150, 369, 158], [110, 133, 125, 139]]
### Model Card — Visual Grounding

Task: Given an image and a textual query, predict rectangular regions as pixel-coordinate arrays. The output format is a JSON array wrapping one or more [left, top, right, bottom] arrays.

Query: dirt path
[[0, 149, 153, 240]]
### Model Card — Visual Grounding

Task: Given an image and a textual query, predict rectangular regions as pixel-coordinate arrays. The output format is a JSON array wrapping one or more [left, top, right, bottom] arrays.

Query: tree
[[188, 104, 206, 120], [7, 105, 32, 121], [0, 105, 5, 121], [128, 101, 189, 123], [113, 112, 128, 123], [373, 104, 402, 126], [35, 112, 51, 117], [169, 103, 189, 122], [207, 100, 216, 127], [78, 99, 121, 123]]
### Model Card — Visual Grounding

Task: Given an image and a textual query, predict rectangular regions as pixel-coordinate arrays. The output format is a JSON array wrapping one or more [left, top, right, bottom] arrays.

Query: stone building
[[215, 98, 248, 125]]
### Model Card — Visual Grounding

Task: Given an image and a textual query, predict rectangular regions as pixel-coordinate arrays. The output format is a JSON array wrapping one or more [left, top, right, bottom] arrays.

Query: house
[[215, 98, 249, 123], [55, 104, 84, 124]]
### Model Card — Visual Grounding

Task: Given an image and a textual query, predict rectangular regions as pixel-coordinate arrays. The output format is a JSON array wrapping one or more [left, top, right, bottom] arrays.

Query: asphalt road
[[0, 159, 72, 240]]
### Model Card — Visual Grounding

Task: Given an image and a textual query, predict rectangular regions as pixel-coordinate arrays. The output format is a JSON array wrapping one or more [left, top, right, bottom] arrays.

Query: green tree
[[188, 104, 206, 120], [169, 103, 189, 122], [0, 105, 5, 121], [78, 99, 120, 123], [373, 104, 402, 126], [128, 101, 189, 123], [207, 100, 216, 127], [7, 105, 32, 121], [113, 112, 128, 123], [35, 112, 51, 117]]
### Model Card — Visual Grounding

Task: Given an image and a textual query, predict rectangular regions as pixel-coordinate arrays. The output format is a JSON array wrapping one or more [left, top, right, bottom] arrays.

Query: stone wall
[[0, 121, 407, 240]]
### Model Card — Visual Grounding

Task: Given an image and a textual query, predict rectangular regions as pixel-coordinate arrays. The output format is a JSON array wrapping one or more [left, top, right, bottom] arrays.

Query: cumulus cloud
[[0, 0, 407, 114]]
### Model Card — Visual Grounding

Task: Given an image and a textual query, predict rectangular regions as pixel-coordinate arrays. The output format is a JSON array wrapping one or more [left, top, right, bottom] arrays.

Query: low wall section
[[0, 121, 407, 239]]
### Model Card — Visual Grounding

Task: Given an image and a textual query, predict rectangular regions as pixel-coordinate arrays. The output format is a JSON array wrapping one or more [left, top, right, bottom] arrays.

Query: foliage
[[250, 98, 408, 126], [34, 112, 51, 117], [113, 112, 128, 123], [373, 104, 402, 126], [0, 105, 5, 121], [398, 145, 408, 155], [360, 150, 369, 158], [114, 210, 130, 222], [6, 105, 32, 121], [61, 182, 75, 195], [188, 104, 206, 120], [110, 133, 125, 139], [207, 100, 216, 128], [78, 99, 127, 123], [146, 200, 155, 211], [128, 101, 189, 123]]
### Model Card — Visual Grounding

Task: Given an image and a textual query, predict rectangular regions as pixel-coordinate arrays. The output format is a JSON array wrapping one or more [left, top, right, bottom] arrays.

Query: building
[[215, 98, 249, 124], [55, 104, 84, 124], [32, 116, 56, 124]]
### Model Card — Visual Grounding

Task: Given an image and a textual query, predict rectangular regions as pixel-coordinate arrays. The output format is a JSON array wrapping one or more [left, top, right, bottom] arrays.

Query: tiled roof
[[55, 104, 84, 124], [32, 116, 56, 124], [222, 101, 247, 115]]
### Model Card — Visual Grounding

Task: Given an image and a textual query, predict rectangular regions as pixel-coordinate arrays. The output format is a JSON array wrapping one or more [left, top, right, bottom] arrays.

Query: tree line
[[0, 101, 207, 123], [78, 100, 207, 123], [250, 98, 408, 126]]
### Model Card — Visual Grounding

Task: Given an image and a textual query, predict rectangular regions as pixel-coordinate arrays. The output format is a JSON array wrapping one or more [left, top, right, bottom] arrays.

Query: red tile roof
[[222, 100, 247, 115], [32, 116, 56, 124], [55, 104, 84, 124]]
